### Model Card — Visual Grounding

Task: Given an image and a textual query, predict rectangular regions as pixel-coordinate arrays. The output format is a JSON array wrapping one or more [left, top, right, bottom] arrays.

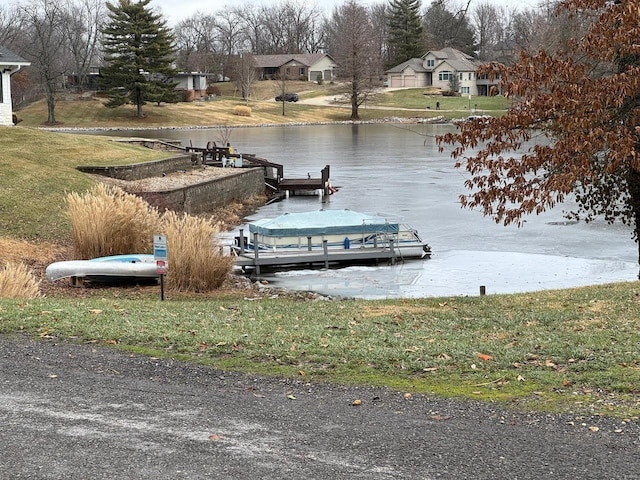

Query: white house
[[386, 47, 499, 96], [0, 46, 30, 126], [172, 72, 208, 101]]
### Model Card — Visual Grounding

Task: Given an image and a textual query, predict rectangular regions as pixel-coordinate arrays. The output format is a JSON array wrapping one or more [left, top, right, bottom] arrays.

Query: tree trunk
[[135, 85, 144, 118], [46, 88, 56, 125], [350, 81, 359, 120], [628, 167, 640, 278]]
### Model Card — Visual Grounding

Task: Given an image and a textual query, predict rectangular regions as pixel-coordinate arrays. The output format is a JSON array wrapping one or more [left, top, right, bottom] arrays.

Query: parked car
[[275, 93, 299, 102]]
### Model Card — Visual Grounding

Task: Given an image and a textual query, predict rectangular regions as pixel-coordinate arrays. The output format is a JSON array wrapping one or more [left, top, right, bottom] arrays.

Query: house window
[[299, 67, 305, 77], [468, 72, 472, 80], [459, 72, 463, 80], [426, 59, 434, 67], [461, 86, 470, 94], [438, 71, 452, 81]]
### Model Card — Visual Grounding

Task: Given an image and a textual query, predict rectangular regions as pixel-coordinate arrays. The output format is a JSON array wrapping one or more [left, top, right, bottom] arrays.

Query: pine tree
[[101, 0, 178, 118], [387, 0, 423, 67]]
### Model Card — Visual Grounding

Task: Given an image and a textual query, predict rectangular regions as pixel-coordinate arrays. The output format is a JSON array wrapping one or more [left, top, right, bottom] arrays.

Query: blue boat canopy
[[249, 210, 399, 237]]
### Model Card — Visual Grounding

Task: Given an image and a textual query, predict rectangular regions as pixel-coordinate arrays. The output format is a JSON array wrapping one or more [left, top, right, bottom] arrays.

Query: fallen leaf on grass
[[352, 399, 362, 406], [287, 394, 296, 400], [477, 353, 493, 361], [208, 434, 224, 441]]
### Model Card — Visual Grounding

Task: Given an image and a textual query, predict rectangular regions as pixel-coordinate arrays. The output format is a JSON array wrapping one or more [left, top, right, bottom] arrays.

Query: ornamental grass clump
[[67, 184, 161, 259], [234, 105, 251, 117], [0, 262, 41, 299], [161, 211, 233, 292]]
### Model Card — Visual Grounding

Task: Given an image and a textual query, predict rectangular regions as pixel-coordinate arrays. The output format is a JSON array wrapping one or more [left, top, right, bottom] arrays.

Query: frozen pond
[[99, 124, 639, 298]]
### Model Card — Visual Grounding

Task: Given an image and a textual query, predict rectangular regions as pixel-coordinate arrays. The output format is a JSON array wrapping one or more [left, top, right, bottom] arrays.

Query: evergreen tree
[[101, 0, 178, 118], [387, 0, 423, 67]]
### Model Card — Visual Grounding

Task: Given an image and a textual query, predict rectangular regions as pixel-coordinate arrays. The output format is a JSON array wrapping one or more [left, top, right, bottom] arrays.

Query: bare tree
[[215, 7, 244, 77], [0, 3, 25, 48], [325, 0, 377, 120], [175, 14, 220, 75], [506, 1, 587, 56], [232, 52, 257, 102], [18, 0, 70, 124], [237, 4, 268, 54], [62, 0, 105, 91], [370, 2, 391, 73], [472, 2, 510, 61]]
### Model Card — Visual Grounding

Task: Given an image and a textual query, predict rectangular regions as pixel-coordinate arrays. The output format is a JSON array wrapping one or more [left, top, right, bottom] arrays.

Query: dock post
[[323, 240, 329, 269], [390, 239, 396, 265], [239, 228, 245, 254], [253, 232, 260, 275], [307, 236, 312, 251]]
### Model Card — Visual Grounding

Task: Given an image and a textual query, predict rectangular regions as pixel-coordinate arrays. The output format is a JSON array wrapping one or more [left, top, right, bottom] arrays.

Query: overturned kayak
[[46, 254, 159, 283]]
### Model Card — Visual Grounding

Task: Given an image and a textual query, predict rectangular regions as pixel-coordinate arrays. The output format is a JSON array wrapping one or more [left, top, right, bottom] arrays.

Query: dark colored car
[[275, 93, 299, 102]]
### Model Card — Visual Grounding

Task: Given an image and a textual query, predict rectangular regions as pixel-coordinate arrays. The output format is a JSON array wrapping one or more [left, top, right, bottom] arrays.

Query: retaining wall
[[77, 154, 201, 181], [138, 168, 264, 214]]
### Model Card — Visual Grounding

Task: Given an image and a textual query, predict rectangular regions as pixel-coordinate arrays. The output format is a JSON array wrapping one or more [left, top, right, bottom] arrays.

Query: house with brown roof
[[386, 47, 499, 96], [0, 46, 30, 126], [253, 54, 337, 83]]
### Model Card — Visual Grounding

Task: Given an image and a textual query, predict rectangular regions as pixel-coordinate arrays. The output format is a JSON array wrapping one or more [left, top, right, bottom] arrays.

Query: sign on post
[[153, 234, 168, 274]]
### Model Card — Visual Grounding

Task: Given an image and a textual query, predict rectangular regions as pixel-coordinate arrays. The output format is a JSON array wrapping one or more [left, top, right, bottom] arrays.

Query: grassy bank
[[15, 81, 511, 128], [1, 281, 640, 417], [0, 127, 168, 241]]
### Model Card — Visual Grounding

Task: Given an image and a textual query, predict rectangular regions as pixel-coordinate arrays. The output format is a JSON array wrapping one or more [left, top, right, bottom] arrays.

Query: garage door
[[403, 75, 416, 87], [390, 76, 403, 88]]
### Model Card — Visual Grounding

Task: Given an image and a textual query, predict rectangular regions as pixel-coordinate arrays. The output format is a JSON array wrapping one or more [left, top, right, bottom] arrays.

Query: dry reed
[[67, 184, 162, 259], [161, 211, 233, 292], [0, 262, 41, 298]]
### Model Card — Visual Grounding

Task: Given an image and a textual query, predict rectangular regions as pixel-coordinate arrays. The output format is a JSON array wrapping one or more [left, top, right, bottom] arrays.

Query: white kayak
[[46, 254, 159, 282]]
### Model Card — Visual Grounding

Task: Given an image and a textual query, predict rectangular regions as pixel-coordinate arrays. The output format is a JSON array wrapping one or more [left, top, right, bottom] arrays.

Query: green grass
[[0, 127, 168, 241], [374, 88, 510, 115], [2, 282, 640, 417]]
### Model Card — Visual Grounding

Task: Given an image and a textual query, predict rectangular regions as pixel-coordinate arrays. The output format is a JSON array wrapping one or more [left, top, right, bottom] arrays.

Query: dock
[[232, 238, 427, 275], [184, 141, 332, 197]]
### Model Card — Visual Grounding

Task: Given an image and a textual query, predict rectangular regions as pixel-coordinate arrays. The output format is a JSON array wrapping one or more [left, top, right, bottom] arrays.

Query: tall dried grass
[[0, 262, 41, 298], [161, 211, 233, 292], [67, 184, 161, 258]]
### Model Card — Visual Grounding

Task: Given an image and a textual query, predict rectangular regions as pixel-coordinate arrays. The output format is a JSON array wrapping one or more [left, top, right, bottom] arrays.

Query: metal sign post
[[153, 234, 168, 300]]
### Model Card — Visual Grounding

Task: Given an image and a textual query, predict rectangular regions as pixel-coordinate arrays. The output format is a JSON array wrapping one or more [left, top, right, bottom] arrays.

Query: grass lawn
[[1, 282, 640, 417]]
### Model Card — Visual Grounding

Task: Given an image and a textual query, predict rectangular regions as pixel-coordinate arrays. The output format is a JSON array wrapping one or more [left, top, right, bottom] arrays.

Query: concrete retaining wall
[[77, 154, 201, 181], [138, 168, 264, 214]]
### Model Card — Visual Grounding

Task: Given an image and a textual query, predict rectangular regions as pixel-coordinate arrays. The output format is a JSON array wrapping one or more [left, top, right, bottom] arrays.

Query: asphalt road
[[1, 334, 638, 479]]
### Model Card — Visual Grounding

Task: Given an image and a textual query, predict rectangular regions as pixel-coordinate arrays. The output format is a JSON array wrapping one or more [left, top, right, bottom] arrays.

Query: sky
[[150, 0, 540, 26]]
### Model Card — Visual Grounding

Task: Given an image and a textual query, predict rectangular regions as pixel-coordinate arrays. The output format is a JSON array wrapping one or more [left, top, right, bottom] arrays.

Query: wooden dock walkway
[[184, 141, 332, 197]]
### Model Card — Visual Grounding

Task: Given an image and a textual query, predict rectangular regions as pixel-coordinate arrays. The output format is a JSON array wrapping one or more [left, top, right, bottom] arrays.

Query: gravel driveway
[[1, 334, 638, 479]]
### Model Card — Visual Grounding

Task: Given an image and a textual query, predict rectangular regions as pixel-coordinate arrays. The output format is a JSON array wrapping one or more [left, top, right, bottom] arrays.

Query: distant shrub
[[66, 184, 161, 259], [0, 262, 41, 299], [234, 105, 252, 116], [182, 90, 195, 102], [161, 211, 233, 292], [206, 85, 221, 96]]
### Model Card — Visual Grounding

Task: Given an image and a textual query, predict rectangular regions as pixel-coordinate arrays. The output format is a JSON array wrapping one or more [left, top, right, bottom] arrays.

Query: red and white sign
[[156, 259, 168, 275]]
